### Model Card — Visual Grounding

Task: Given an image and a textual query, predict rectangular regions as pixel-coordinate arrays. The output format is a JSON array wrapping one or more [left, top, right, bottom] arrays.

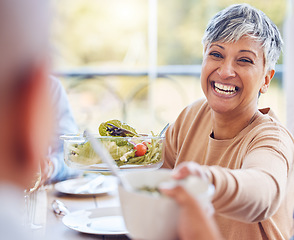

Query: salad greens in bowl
[[60, 120, 165, 171]]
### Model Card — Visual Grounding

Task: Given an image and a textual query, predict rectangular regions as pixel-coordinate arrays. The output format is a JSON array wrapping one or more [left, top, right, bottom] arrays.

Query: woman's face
[[201, 36, 273, 116]]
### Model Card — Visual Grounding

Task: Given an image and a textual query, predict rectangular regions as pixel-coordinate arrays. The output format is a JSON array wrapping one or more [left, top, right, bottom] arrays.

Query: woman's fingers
[[160, 184, 196, 207], [172, 162, 208, 181]]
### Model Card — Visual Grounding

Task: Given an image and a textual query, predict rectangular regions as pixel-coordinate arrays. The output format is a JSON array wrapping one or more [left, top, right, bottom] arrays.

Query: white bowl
[[118, 169, 215, 240]]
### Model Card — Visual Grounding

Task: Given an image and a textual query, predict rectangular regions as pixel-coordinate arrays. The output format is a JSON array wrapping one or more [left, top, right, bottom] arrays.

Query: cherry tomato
[[134, 143, 147, 156]]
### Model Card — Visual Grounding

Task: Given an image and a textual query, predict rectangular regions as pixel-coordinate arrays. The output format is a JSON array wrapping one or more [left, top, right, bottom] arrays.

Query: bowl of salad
[[60, 120, 165, 171], [118, 169, 215, 240]]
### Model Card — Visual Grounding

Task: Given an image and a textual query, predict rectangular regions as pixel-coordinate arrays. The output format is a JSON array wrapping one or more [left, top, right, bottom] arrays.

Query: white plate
[[55, 176, 117, 196], [62, 207, 128, 235], [66, 161, 163, 172]]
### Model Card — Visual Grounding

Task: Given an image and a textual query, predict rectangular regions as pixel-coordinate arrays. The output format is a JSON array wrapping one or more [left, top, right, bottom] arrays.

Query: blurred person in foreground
[[162, 3, 294, 240], [0, 0, 53, 239]]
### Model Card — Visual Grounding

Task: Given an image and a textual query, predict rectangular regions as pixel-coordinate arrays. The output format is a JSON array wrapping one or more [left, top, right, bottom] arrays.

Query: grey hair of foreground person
[[202, 3, 283, 71]]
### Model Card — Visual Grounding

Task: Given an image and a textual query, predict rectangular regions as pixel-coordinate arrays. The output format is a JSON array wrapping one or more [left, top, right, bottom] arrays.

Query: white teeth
[[214, 82, 237, 95]]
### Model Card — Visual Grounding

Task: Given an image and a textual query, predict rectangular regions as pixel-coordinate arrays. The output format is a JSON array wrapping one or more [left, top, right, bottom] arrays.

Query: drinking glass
[[23, 158, 53, 231], [24, 166, 43, 230]]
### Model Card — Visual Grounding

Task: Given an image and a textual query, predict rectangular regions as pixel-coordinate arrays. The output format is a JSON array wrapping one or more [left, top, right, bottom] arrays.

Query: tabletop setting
[[24, 120, 214, 240], [2, 2, 294, 240]]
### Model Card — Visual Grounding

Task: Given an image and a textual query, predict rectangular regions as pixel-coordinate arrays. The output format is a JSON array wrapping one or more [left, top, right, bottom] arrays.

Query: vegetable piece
[[68, 139, 134, 164], [99, 120, 139, 137], [134, 143, 147, 156]]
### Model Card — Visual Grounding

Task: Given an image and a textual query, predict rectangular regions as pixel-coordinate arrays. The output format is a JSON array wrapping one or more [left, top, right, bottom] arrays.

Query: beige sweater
[[162, 99, 294, 240]]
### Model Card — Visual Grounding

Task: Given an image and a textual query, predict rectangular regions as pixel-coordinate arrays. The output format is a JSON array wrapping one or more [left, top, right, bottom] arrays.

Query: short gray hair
[[202, 4, 283, 71]]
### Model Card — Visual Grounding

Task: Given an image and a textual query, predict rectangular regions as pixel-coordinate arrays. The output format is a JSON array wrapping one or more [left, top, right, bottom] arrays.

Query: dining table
[[30, 175, 131, 240]]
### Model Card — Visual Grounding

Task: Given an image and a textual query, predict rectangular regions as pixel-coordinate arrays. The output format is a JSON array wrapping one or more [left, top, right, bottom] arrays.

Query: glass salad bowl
[[60, 134, 165, 172]]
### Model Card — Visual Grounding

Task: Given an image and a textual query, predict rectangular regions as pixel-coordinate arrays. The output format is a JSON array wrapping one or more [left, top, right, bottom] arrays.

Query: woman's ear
[[260, 69, 275, 94]]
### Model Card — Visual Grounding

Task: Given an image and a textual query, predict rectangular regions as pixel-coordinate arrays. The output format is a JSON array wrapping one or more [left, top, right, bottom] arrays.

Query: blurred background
[[51, 0, 289, 134]]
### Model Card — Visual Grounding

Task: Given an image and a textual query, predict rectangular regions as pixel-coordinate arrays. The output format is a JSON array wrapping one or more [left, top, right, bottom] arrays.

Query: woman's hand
[[172, 162, 209, 181], [160, 184, 222, 240], [159, 161, 221, 240]]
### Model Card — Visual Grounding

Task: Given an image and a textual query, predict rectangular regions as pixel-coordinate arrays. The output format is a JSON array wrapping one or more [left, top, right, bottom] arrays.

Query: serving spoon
[[85, 130, 133, 192], [159, 123, 169, 137]]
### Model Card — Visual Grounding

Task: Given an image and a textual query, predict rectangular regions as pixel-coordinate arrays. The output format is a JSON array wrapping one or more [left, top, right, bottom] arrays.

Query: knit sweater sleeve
[[205, 125, 294, 223]]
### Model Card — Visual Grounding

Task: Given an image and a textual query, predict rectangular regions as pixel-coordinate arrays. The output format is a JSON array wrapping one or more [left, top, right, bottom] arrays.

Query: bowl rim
[[60, 134, 165, 141]]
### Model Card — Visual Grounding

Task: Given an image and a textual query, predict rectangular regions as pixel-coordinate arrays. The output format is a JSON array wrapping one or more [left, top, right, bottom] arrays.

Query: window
[[52, 0, 287, 133]]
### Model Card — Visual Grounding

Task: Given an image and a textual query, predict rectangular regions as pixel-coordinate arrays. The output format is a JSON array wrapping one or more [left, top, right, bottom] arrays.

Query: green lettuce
[[99, 119, 139, 137]]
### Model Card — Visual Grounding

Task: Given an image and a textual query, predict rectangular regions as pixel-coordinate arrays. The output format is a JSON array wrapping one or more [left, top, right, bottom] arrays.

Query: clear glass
[[23, 158, 52, 232], [24, 166, 43, 230], [60, 135, 164, 171]]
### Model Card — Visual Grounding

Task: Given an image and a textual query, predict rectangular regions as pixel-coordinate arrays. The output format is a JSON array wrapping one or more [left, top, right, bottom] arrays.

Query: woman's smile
[[211, 81, 239, 97]]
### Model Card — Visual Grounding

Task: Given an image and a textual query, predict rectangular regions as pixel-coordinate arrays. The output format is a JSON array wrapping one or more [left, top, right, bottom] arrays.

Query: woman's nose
[[217, 60, 236, 79]]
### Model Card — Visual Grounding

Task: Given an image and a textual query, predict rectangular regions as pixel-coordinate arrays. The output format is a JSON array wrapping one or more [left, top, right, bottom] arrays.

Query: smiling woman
[[162, 3, 294, 240], [201, 37, 275, 140]]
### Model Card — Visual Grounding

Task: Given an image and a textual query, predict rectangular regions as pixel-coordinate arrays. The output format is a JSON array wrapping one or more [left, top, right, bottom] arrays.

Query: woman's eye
[[209, 52, 223, 58], [238, 58, 253, 64]]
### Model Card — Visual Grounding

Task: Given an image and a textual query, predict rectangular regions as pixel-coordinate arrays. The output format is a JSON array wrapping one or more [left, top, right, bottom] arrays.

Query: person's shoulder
[[180, 98, 210, 117], [248, 108, 294, 169], [169, 98, 210, 133], [258, 107, 289, 131], [251, 107, 294, 144], [49, 75, 64, 90], [259, 107, 280, 122]]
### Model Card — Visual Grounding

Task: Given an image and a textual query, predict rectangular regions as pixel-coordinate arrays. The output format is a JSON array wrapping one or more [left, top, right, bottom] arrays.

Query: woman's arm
[[207, 148, 291, 222]]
